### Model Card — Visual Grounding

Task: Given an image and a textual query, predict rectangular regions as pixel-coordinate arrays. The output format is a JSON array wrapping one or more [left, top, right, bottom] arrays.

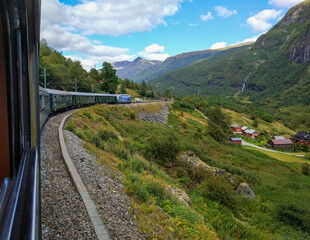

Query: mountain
[[148, 0, 310, 108], [114, 48, 231, 83], [113, 57, 162, 81]]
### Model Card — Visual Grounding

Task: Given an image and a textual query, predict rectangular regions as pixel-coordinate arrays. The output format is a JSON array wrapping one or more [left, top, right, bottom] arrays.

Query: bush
[[276, 204, 310, 234], [302, 142, 309, 152], [144, 132, 180, 166], [305, 153, 310, 160], [131, 160, 147, 173], [146, 181, 166, 201], [201, 176, 238, 210], [65, 120, 76, 132], [253, 120, 258, 128], [83, 110, 92, 119], [91, 135, 104, 150], [98, 129, 118, 142], [294, 143, 301, 152], [301, 163, 310, 176], [130, 112, 136, 119], [261, 113, 274, 123]]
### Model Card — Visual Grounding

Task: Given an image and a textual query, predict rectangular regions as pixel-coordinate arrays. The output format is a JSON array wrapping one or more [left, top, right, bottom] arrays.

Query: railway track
[[40, 108, 147, 240]]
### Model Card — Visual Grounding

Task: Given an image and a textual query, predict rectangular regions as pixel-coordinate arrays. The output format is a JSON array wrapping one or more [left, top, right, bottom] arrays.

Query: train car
[[117, 94, 132, 104], [71, 91, 96, 106], [0, 0, 41, 239], [95, 93, 118, 104], [39, 87, 51, 128], [46, 88, 73, 111]]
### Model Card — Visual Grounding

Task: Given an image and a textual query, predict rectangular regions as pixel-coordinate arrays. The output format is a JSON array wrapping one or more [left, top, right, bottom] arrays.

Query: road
[[242, 141, 305, 157]]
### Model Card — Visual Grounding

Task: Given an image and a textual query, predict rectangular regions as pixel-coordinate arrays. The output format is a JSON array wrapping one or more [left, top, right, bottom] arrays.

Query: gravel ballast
[[64, 129, 147, 240], [41, 112, 96, 240]]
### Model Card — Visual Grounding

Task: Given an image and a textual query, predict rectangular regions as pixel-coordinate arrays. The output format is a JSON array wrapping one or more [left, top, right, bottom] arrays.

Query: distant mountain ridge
[[113, 48, 233, 83], [113, 57, 162, 81], [148, 0, 310, 108]]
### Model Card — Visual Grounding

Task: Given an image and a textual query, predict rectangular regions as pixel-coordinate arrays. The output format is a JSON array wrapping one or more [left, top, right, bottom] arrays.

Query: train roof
[[45, 88, 72, 95], [68, 91, 95, 96]]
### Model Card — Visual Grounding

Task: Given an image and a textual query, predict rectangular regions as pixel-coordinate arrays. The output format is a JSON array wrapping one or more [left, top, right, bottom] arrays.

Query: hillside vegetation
[[66, 102, 310, 239], [148, 1, 310, 120]]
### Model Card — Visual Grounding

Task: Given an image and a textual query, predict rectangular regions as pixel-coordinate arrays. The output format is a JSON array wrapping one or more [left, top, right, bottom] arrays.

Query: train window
[[0, 13, 10, 185]]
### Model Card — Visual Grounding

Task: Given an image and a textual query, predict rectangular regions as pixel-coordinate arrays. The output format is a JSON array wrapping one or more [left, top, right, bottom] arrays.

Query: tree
[[100, 62, 118, 93], [140, 81, 147, 97], [206, 107, 231, 143], [302, 142, 309, 152], [120, 82, 127, 94]]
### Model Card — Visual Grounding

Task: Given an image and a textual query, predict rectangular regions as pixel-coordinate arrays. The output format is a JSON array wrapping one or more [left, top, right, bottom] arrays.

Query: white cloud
[[188, 23, 199, 27], [214, 6, 237, 18], [247, 9, 282, 32], [269, 0, 304, 8], [200, 12, 214, 21], [42, 0, 185, 36], [41, 0, 185, 69], [210, 42, 227, 49], [139, 44, 170, 61]]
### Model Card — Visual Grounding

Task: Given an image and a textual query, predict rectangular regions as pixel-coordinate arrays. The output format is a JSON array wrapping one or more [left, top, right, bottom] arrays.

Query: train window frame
[[0, 10, 10, 185]]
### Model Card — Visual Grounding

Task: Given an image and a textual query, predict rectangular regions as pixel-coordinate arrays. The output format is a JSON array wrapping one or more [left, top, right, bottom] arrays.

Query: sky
[[41, 0, 305, 70]]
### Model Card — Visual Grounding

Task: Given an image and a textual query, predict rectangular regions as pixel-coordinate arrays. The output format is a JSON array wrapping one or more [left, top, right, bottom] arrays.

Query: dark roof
[[295, 132, 308, 138], [306, 135, 310, 141], [269, 139, 293, 145]]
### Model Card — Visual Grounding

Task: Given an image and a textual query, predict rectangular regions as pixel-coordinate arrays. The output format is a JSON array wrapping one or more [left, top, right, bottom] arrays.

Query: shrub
[[65, 120, 76, 132], [305, 153, 310, 160], [302, 142, 309, 152], [276, 204, 310, 234], [83, 110, 92, 119], [294, 143, 301, 152], [200, 176, 238, 210], [301, 163, 310, 176], [253, 120, 258, 128], [261, 113, 274, 123], [98, 129, 118, 142], [135, 187, 149, 202], [144, 132, 180, 166], [131, 160, 147, 173], [130, 112, 136, 120], [146, 181, 166, 201], [91, 135, 104, 150]]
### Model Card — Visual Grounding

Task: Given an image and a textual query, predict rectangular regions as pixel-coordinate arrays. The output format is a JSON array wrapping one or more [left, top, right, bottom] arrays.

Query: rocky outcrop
[[236, 183, 256, 199], [167, 186, 191, 207], [289, 37, 310, 63], [138, 105, 169, 124]]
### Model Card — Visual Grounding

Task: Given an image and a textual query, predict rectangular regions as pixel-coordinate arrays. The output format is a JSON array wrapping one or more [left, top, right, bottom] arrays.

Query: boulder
[[167, 185, 191, 207], [236, 183, 256, 199]]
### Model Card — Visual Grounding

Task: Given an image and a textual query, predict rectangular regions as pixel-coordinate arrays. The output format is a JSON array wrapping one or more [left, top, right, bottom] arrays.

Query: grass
[[65, 102, 310, 240], [244, 146, 306, 164]]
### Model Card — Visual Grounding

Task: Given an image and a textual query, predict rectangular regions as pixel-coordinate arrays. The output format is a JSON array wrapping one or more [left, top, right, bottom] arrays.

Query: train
[[0, 1, 131, 239], [39, 87, 132, 128]]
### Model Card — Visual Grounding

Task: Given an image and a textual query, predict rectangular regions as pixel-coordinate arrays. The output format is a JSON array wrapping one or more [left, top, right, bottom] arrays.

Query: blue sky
[[41, 0, 305, 70]]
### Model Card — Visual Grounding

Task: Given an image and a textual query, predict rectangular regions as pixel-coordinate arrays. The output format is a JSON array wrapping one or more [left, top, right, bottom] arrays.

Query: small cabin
[[229, 138, 242, 145], [231, 124, 242, 134], [244, 129, 259, 138]]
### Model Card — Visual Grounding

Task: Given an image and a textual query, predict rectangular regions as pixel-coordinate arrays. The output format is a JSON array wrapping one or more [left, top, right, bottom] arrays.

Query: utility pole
[[75, 77, 77, 92], [44, 68, 47, 88]]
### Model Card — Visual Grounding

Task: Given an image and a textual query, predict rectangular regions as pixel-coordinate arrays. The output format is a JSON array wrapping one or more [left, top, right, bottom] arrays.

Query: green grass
[[65, 103, 310, 239]]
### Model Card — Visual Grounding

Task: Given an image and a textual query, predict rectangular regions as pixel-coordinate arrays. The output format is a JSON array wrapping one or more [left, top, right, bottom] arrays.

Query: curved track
[[41, 111, 99, 239]]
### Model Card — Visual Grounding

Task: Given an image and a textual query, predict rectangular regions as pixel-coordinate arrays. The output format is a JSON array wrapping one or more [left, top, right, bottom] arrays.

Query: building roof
[[270, 139, 293, 145], [230, 138, 242, 141], [245, 129, 257, 134], [306, 135, 310, 141], [231, 124, 240, 128], [295, 132, 308, 139], [273, 136, 285, 140], [241, 126, 249, 131]]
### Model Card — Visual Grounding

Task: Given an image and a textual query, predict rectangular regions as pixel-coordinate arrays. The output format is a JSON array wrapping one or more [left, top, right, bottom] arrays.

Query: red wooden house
[[244, 129, 259, 138], [229, 138, 243, 145], [231, 124, 242, 134]]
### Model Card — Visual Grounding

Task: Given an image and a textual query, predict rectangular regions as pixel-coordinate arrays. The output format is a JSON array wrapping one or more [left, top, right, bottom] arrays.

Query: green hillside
[[65, 102, 310, 239], [148, 1, 310, 109]]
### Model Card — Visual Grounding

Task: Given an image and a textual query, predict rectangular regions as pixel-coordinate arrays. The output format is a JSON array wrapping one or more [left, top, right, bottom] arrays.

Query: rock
[[167, 186, 191, 207], [236, 183, 256, 199], [138, 105, 169, 124]]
